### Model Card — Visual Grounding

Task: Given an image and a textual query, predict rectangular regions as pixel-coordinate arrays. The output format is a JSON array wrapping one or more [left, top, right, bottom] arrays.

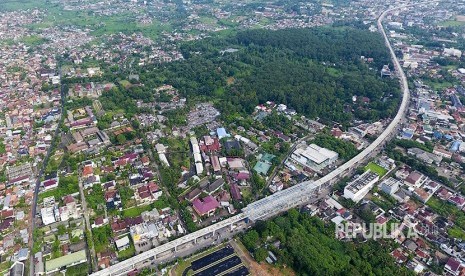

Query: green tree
[[242, 230, 259, 251], [254, 247, 268, 262], [116, 134, 127, 144]]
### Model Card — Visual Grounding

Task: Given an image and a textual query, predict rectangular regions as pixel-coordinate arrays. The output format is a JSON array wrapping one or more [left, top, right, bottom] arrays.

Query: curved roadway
[[91, 5, 412, 276], [311, 5, 411, 187], [242, 4, 411, 221]]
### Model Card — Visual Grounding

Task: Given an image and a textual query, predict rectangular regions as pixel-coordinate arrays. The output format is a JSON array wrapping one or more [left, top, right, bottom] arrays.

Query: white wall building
[[344, 171, 380, 203], [41, 207, 56, 225], [115, 236, 130, 251], [289, 144, 338, 172], [191, 136, 203, 175], [444, 48, 462, 58], [380, 177, 401, 195]]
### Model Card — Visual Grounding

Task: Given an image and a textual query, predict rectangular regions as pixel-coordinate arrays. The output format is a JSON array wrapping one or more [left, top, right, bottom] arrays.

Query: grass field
[[198, 16, 217, 25], [443, 64, 459, 71], [423, 79, 456, 92], [118, 239, 136, 261], [20, 35, 48, 46], [365, 162, 388, 177], [0, 0, 49, 11], [2, 0, 172, 39], [119, 80, 131, 88], [38, 174, 79, 202], [20, 2, 170, 39], [122, 204, 153, 218], [439, 20, 465, 27], [0, 39, 15, 46], [326, 67, 343, 77], [448, 226, 465, 240]]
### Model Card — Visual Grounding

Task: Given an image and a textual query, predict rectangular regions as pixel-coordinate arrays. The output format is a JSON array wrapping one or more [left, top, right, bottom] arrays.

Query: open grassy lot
[[365, 162, 388, 177], [122, 204, 153, 218], [118, 239, 136, 261], [20, 35, 48, 46], [423, 79, 456, 91], [448, 226, 465, 240], [26, 6, 172, 39], [439, 20, 465, 27], [92, 225, 112, 253], [0, 0, 49, 11], [122, 196, 170, 218], [38, 174, 79, 202], [119, 80, 131, 89]]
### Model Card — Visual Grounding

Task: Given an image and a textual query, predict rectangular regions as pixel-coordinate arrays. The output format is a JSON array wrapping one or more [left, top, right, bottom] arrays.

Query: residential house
[[115, 236, 130, 251], [404, 171, 427, 188], [192, 195, 220, 217], [444, 257, 464, 276]]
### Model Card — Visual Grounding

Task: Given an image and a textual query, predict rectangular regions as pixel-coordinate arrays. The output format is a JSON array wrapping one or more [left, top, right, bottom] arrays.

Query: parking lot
[[184, 243, 250, 276], [191, 246, 234, 271], [225, 266, 249, 276]]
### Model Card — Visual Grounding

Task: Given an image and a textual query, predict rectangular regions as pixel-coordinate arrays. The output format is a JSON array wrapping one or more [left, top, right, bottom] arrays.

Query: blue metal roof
[[451, 140, 461, 152], [433, 131, 443, 139]]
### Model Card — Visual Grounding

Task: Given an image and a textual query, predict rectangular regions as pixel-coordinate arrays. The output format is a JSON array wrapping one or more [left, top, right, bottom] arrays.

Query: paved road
[[77, 174, 98, 272], [28, 71, 66, 276], [91, 3, 419, 275]]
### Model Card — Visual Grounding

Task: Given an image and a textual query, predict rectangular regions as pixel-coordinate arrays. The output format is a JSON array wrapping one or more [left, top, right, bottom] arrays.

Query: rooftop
[[346, 171, 379, 194], [192, 195, 220, 215], [295, 144, 338, 164], [45, 250, 86, 272]]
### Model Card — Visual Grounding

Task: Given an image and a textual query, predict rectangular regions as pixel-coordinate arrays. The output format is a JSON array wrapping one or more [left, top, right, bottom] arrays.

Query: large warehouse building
[[289, 143, 338, 173]]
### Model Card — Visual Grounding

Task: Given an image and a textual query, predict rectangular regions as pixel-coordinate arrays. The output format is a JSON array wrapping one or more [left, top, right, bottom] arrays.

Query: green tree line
[[242, 209, 414, 276]]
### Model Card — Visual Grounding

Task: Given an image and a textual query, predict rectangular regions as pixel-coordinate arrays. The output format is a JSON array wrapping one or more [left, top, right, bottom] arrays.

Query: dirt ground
[[456, 15, 465, 22], [230, 240, 295, 276]]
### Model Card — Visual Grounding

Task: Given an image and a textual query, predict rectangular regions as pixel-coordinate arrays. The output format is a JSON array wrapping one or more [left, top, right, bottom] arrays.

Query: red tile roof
[[192, 195, 219, 216], [230, 184, 241, 200], [82, 165, 93, 177]]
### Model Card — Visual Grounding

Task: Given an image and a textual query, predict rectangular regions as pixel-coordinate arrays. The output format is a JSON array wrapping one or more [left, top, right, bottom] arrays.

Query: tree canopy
[[312, 133, 359, 160], [97, 27, 400, 127], [242, 210, 414, 276]]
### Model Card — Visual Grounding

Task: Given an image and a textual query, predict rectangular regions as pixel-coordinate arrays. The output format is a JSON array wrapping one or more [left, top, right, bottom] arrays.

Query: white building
[[269, 181, 283, 193], [444, 48, 462, 58], [388, 22, 403, 29], [343, 171, 379, 203], [277, 104, 287, 112], [41, 207, 56, 225], [130, 223, 158, 245], [155, 143, 166, 154], [380, 177, 400, 195], [289, 144, 338, 172], [115, 236, 130, 251], [191, 137, 203, 175], [195, 163, 204, 175], [158, 154, 170, 167]]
